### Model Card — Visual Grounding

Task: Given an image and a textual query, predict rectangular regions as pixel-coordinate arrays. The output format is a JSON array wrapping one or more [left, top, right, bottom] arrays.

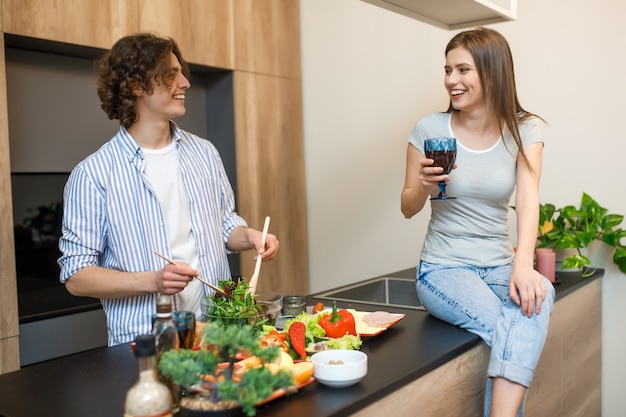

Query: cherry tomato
[[312, 302, 324, 314]]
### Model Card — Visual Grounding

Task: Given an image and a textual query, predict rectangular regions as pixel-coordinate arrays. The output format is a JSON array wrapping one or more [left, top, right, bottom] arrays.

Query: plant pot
[[587, 240, 614, 273], [177, 394, 244, 417]]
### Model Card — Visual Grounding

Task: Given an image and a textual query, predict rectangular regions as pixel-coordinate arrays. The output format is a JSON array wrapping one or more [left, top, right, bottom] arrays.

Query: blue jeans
[[416, 261, 555, 417]]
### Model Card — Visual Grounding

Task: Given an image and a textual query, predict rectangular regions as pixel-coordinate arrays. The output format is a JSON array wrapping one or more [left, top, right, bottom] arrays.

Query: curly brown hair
[[96, 32, 191, 128]]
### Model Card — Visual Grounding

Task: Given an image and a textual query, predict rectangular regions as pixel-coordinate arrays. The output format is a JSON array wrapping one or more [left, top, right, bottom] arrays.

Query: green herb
[[158, 348, 219, 390], [159, 323, 293, 417], [204, 279, 271, 329]]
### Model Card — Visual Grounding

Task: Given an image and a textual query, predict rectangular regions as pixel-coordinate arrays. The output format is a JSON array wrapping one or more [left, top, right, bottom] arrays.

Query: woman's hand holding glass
[[421, 137, 457, 201]]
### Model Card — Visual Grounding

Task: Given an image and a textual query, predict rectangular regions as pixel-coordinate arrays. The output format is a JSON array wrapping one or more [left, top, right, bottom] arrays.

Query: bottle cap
[[156, 294, 173, 316], [134, 334, 157, 357]]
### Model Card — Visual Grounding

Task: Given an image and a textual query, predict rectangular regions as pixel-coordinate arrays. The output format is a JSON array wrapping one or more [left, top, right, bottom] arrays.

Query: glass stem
[[438, 181, 446, 197]]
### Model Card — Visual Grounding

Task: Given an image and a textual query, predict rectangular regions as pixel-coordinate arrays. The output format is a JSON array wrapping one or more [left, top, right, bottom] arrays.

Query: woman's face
[[444, 47, 484, 113]]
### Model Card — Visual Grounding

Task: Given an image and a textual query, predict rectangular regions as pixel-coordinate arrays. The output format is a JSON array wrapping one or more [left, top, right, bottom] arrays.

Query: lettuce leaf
[[325, 334, 362, 350], [305, 334, 363, 352], [285, 312, 326, 343]]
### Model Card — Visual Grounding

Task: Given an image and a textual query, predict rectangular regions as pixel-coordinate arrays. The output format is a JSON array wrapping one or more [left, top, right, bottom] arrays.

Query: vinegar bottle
[[152, 294, 180, 360], [124, 334, 173, 417], [152, 294, 180, 412]]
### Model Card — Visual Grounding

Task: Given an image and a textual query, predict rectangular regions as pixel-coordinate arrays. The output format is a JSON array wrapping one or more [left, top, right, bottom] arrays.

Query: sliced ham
[[363, 311, 404, 327]]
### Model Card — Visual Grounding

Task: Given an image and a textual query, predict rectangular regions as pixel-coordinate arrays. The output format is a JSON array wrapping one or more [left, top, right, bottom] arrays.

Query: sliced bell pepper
[[260, 330, 289, 352]]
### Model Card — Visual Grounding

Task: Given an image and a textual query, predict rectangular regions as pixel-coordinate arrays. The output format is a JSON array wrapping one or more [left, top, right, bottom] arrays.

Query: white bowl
[[311, 349, 368, 388]]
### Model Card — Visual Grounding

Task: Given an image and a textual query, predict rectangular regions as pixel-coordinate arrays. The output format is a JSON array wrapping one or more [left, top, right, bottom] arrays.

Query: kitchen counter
[[0, 268, 602, 417]]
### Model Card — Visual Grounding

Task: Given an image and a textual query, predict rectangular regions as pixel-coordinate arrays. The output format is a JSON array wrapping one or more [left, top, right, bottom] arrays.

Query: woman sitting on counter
[[401, 27, 555, 417]]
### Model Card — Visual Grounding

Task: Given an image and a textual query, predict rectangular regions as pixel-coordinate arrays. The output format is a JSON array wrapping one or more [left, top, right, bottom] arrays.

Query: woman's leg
[[487, 276, 554, 384], [416, 262, 503, 346], [417, 263, 555, 417], [490, 377, 526, 417], [486, 272, 554, 416]]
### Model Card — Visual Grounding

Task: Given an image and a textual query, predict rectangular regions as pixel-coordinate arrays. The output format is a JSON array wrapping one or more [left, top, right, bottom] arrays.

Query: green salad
[[280, 311, 362, 354], [203, 279, 275, 329]]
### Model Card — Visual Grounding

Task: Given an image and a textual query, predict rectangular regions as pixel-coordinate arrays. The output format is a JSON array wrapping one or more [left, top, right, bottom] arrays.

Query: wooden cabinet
[[233, 0, 301, 78], [0, 36, 20, 374], [233, 71, 307, 295], [138, 0, 235, 69], [352, 278, 602, 417], [352, 343, 490, 416], [1, 0, 138, 49], [230, 0, 305, 294], [526, 278, 602, 416], [1, 0, 237, 68]]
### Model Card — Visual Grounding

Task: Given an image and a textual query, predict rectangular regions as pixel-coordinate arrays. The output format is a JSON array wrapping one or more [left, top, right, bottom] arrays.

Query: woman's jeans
[[416, 261, 555, 417]]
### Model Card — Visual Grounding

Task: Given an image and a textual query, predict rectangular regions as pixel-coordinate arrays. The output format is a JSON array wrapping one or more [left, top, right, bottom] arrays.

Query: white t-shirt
[[142, 141, 203, 318], [408, 112, 544, 267]]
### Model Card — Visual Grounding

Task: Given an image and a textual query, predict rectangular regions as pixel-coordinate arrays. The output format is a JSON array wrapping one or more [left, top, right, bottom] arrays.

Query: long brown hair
[[445, 27, 542, 172]]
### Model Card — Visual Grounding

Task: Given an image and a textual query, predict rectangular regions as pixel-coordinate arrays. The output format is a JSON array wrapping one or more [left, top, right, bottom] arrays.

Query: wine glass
[[424, 137, 457, 201]]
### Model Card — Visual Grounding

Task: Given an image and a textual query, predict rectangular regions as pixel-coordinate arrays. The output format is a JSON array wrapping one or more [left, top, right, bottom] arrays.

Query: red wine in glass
[[424, 137, 457, 200]]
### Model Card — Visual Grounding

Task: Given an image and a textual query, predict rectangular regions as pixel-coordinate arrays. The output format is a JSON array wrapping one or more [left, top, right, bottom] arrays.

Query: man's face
[[136, 52, 191, 123]]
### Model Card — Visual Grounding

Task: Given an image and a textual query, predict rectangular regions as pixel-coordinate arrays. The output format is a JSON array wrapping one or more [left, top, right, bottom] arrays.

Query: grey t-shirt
[[408, 112, 544, 267]]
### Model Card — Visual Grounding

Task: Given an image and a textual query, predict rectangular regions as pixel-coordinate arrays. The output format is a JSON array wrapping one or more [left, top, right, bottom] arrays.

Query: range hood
[[361, 0, 517, 30]]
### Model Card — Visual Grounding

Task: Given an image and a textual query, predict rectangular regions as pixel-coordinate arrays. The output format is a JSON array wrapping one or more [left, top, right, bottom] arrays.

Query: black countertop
[[0, 268, 602, 417]]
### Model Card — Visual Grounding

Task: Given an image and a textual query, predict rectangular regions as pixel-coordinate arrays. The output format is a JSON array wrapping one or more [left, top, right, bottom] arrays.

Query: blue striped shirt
[[58, 123, 247, 346]]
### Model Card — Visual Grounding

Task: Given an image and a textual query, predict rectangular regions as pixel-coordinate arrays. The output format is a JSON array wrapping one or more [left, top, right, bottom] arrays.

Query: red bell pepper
[[260, 330, 289, 352], [318, 301, 356, 338], [289, 321, 307, 360]]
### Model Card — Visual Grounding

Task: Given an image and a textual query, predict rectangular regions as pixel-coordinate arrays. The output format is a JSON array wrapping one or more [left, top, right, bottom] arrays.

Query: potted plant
[[158, 322, 293, 417], [537, 192, 626, 276]]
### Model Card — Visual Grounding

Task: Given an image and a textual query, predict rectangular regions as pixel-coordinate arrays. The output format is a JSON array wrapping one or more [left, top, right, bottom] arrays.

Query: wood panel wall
[[0, 35, 20, 375], [232, 0, 302, 78], [526, 278, 602, 416], [138, 0, 234, 69], [0, 0, 307, 373], [352, 344, 490, 417], [1, 0, 139, 48], [233, 72, 307, 294], [231, 0, 307, 295]]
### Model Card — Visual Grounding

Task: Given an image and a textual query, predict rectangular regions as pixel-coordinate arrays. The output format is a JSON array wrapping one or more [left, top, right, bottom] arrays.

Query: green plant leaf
[[557, 234, 582, 249], [614, 246, 626, 274], [601, 228, 626, 247], [561, 254, 588, 270], [575, 230, 597, 248], [601, 214, 624, 231], [539, 203, 556, 225]]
